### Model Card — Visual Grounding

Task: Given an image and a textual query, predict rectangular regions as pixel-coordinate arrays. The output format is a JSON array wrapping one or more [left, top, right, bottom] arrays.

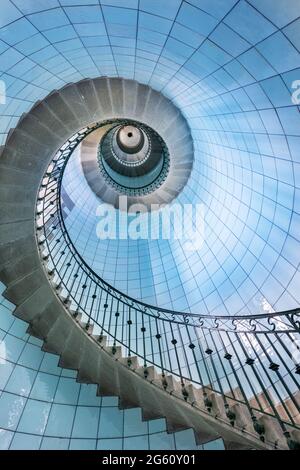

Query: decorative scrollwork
[[248, 318, 257, 332], [290, 313, 300, 332], [267, 316, 277, 332], [232, 318, 238, 331]]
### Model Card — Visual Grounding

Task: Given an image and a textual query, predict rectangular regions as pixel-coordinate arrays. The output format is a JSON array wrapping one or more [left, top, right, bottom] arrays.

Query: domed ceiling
[[1, 0, 300, 316]]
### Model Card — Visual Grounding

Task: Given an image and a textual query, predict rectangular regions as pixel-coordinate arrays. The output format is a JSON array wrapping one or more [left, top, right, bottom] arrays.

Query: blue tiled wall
[[0, 282, 224, 450]]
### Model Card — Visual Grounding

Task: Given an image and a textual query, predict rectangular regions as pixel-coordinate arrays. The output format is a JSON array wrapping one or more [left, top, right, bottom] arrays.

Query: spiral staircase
[[0, 76, 299, 451]]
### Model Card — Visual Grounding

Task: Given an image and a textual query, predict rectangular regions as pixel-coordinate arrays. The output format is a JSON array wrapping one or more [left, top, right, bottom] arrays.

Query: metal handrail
[[36, 125, 300, 447]]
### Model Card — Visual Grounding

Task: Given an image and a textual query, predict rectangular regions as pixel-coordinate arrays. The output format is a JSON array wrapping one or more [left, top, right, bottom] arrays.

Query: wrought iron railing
[[36, 126, 300, 448]]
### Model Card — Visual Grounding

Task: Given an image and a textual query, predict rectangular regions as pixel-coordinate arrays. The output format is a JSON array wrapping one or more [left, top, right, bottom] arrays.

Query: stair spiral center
[[116, 125, 144, 155]]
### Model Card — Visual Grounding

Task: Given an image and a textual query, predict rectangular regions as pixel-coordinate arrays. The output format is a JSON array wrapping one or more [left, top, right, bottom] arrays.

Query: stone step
[[123, 79, 138, 118], [30, 100, 71, 139], [0, 251, 40, 285], [14, 112, 64, 151], [76, 79, 100, 122], [56, 321, 86, 369], [29, 300, 65, 341], [13, 283, 56, 323], [42, 89, 82, 132], [92, 77, 114, 118], [77, 336, 100, 384], [4, 266, 46, 305], [142, 88, 164, 129], [104, 344, 122, 359], [135, 83, 151, 120], [108, 77, 124, 117], [96, 347, 121, 397], [0, 234, 35, 265], [0, 165, 38, 187]]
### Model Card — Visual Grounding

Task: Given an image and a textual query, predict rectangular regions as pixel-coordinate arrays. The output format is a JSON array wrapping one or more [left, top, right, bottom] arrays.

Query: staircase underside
[[0, 77, 297, 450]]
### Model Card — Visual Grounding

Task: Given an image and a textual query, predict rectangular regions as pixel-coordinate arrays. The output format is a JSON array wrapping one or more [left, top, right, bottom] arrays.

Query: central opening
[[128, 132, 133, 138]]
